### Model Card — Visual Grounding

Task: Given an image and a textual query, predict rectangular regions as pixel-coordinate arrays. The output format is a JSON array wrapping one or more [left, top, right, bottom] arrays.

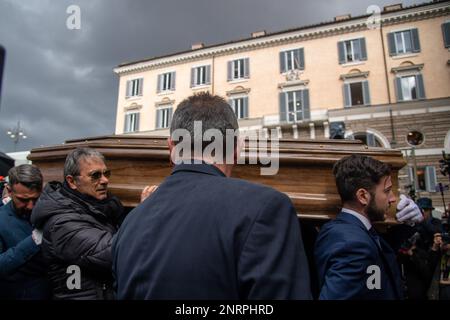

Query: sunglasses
[[86, 169, 111, 181]]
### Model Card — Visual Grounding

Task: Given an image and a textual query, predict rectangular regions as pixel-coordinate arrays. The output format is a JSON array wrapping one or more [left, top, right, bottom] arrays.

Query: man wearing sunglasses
[[31, 147, 131, 299], [0, 164, 51, 299]]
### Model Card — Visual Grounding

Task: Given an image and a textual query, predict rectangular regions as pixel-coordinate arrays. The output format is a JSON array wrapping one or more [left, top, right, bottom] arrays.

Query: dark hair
[[8, 164, 43, 191], [170, 92, 239, 157], [64, 147, 105, 178], [333, 154, 392, 203]]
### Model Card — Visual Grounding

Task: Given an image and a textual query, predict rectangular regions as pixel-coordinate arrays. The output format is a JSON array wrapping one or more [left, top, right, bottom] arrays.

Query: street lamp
[[405, 130, 425, 200], [6, 120, 28, 151]]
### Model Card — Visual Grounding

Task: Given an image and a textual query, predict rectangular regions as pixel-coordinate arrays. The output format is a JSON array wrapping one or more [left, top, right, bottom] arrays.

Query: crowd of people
[[0, 92, 448, 300]]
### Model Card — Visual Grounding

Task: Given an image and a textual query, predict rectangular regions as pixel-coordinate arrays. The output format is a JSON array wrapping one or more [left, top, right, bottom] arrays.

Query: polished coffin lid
[[28, 135, 406, 223]]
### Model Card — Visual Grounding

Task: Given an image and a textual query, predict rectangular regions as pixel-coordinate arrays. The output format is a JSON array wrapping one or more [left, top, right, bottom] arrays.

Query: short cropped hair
[[8, 164, 43, 191], [170, 92, 239, 155], [64, 147, 105, 178], [333, 154, 392, 203]]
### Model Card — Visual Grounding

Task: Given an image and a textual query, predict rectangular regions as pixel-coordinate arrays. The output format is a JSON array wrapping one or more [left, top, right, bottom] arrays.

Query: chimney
[[383, 3, 403, 12], [334, 14, 351, 22], [251, 30, 266, 38], [191, 42, 204, 50]]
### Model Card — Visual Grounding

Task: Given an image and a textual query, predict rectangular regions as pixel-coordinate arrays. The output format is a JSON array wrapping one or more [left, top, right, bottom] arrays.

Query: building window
[[227, 58, 249, 81], [408, 166, 437, 192], [157, 72, 176, 92], [126, 78, 143, 98], [343, 81, 370, 107], [338, 38, 367, 64], [229, 97, 249, 119], [156, 106, 172, 129], [280, 48, 305, 73], [191, 65, 211, 87], [124, 112, 139, 133], [388, 29, 421, 56], [442, 22, 450, 48], [279, 89, 310, 123], [395, 74, 425, 101]]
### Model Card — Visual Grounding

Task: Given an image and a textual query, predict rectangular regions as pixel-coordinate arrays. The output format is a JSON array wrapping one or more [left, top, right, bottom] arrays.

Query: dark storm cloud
[[0, 0, 425, 152]]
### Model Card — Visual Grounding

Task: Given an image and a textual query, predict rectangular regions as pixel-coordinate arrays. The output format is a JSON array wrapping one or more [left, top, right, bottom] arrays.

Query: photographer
[[395, 198, 444, 299]]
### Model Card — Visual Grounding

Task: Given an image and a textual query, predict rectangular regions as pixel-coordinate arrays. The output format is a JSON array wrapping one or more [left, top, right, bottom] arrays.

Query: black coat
[[30, 181, 124, 300], [113, 163, 312, 300]]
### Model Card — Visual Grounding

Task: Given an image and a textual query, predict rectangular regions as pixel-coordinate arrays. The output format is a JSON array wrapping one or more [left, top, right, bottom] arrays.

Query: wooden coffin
[[28, 135, 406, 223]]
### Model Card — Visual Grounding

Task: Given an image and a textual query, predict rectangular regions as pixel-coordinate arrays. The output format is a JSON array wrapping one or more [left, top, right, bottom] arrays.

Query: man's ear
[[65, 175, 77, 190], [5, 184, 12, 194], [355, 188, 371, 206]]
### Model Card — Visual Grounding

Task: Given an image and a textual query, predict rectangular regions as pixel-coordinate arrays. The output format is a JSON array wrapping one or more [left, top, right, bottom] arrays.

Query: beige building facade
[[114, 1, 450, 212]]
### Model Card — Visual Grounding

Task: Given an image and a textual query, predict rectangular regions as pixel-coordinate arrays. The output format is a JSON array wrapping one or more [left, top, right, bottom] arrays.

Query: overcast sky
[[0, 0, 426, 152]]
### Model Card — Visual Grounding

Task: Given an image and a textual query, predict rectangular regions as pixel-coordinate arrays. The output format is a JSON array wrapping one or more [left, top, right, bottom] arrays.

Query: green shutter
[[243, 97, 249, 118], [360, 38, 367, 61], [227, 61, 232, 81], [299, 48, 305, 70], [388, 32, 397, 56], [302, 89, 310, 120], [280, 51, 286, 73], [395, 77, 403, 102], [343, 83, 351, 107], [416, 74, 425, 99], [425, 166, 437, 193], [411, 29, 421, 53], [205, 65, 211, 85], [338, 41, 346, 64], [279, 93, 287, 122], [190, 68, 195, 87], [170, 72, 176, 90], [443, 22, 450, 48], [126, 80, 131, 97], [244, 58, 250, 78], [363, 81, 371, 105]]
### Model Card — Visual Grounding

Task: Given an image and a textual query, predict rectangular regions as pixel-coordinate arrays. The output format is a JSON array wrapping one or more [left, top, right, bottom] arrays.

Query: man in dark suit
[[112, 92, 311, 300], [315, 154, 423, 299]]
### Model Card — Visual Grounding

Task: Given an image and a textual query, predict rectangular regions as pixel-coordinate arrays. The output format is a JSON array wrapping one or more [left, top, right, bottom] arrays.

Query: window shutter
[[280, 51, 286, 73], [366, 133, 376, 147], [425, 166, 437, 193], [138, 78, 143, 96], [190, 68, 195, 87], [156, 109, 161, 129], [343, 83, 351, 107], [411, 28, 421, 53], [338, 41, 346, 64], [126, 80, 131, 98], [416, 74, 425, 99], [360, 38, 367, 61], [124, 114, 129, 133], [157, 75, 162, 93], [388, 32, 397, 56], [299, 48, 305, 70], [168, 108, 173, 128], [363, 81, 371, 105], [279, 92, 287, 123], [227, 61, 232, 81], [443, 22, 450, 48], [228, 99, 235, 114], [395, 77, 403, 101], [302, 89, 310, 120], [244, 58, 250, 78], [243, 97, 249, 118], [134, 113, 140, 131], [407, 166, 419, 190], [170, 72, 176, 90], [205, 65, 211, 84]]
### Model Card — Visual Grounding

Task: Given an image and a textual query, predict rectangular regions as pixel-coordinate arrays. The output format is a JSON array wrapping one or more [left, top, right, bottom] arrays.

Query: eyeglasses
[[86, 169, 111, 181]]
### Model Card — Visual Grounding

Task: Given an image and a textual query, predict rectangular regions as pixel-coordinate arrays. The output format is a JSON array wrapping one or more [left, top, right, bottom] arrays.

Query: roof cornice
[[114, 1, 450, 76]]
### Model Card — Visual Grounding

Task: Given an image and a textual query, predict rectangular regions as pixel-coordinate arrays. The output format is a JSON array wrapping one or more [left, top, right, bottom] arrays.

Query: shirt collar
[[342, 207, 372, 230], [171, 162, 226, 178]]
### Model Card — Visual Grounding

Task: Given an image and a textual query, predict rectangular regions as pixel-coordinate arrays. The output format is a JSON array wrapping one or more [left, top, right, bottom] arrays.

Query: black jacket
[[30, 181, 124, 300]]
